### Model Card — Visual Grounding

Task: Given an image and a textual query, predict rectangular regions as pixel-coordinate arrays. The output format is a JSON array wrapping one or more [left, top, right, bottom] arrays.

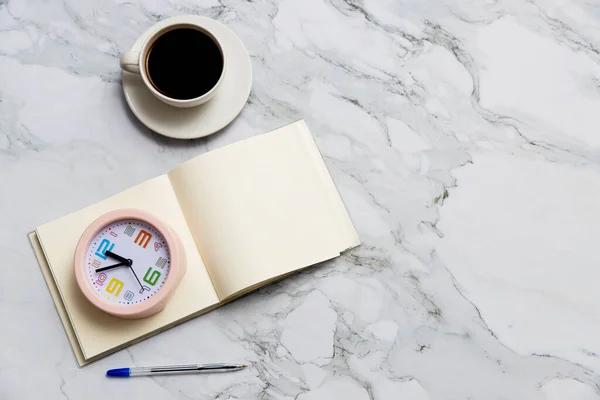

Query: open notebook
[[29, 120, 360, 366]]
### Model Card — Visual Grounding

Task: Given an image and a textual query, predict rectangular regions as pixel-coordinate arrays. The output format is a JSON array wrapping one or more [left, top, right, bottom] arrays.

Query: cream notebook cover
[[29, 120, 360, 366]]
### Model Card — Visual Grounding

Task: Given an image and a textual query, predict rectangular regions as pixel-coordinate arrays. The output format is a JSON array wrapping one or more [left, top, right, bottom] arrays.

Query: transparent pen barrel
[[128, 364, 242, 376], [129, 364, 199, 376]]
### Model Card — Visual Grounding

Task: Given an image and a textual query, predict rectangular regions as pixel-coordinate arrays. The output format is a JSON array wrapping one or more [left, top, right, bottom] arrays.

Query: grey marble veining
[[1, 0, 600, 399]]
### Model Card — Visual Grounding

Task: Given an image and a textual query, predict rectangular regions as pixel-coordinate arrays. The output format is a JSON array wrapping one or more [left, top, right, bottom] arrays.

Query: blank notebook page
[[35, 175, 219, 360], [169, 120, 360, 299]]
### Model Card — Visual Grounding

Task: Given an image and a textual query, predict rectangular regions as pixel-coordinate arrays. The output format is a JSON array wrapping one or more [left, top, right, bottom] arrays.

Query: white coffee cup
[[120, 19, 227, 108]]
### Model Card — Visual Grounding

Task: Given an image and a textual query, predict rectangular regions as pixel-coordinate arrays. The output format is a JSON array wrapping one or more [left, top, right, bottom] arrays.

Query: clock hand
[[128, 264, 146, 292], [105, 251, 131, 265], [96, 261, 127, 273]]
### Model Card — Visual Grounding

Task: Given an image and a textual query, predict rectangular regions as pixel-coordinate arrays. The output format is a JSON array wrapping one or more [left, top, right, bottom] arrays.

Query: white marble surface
[[1, 0, 600, 398]]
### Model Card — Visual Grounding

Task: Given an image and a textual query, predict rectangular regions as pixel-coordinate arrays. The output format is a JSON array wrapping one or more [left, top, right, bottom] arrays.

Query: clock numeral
[[134, 230, 152, 248], [155, 257, 167, 269], [91, 259, 101, 268], [95, 239, 115, 260], [154, 242, 163, 252], [123, 290, 135, 301], [124, 225, 135, 237], [139, 285, 151, 294], [106, 277, 124, 296], [94, 273, 107, 286], [143, 267, 161, 286], [110, 231, 118, 237]]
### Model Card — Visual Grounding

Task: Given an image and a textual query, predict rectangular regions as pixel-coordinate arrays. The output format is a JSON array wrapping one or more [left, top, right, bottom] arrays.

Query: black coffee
[[146, 28, 224, 100]]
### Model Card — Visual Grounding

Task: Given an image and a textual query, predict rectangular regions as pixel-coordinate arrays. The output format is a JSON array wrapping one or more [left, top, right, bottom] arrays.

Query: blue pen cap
[[106, 368, 130, 377]]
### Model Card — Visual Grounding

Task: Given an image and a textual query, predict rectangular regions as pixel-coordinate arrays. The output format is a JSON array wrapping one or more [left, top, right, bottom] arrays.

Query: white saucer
[[122, 16, 252, 139]]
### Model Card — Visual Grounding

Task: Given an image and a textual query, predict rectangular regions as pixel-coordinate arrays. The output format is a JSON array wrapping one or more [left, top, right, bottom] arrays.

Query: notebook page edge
[[296, 120, 361, 249], [28, 231, 86, 366]]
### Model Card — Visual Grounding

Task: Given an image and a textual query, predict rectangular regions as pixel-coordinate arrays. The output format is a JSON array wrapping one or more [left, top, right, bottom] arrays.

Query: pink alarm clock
[[74, 209, 186, 319]]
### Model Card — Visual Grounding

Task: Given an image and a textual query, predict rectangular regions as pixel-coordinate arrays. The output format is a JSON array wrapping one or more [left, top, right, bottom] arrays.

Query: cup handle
[[120, 51, 141, 74]]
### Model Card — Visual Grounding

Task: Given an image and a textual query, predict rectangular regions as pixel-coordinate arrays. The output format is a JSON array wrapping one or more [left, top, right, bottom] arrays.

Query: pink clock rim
[[74, 208, 185, 318]]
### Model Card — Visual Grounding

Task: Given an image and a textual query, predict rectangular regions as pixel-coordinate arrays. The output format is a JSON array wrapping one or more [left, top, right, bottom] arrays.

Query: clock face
[[85, 219, 170, 306]]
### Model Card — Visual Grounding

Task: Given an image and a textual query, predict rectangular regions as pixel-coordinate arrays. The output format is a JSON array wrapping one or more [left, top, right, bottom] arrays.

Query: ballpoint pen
[[106, 363, 247, 377]]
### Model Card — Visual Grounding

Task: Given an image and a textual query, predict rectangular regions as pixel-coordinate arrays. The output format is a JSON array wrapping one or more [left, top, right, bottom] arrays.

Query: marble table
[[1, 0, 600, 398]]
